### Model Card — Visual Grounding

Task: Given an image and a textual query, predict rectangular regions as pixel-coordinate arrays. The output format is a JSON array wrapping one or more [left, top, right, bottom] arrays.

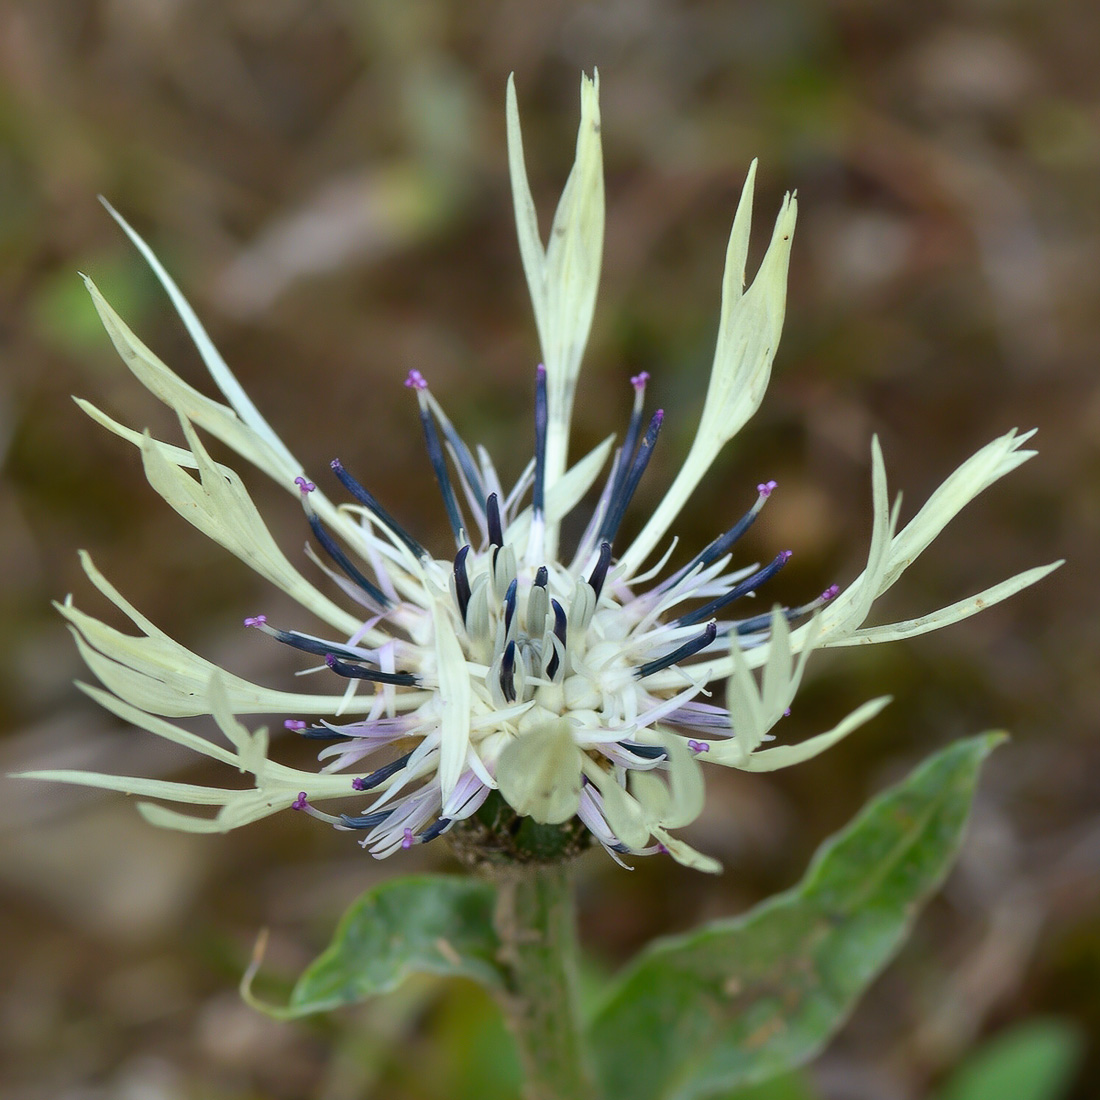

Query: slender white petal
[[497, 719, 583, 823], [829, 561, 1063, 646], [99, 197, 300, 476], [507, 71, 604, 555], [622, 185, 797, 573], [730, 696, 892, 772], [432, 599, 472, 803]]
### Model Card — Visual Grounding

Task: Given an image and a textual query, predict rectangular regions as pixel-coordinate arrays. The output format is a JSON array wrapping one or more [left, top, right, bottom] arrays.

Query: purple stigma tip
[[654, 408, 665, 424], [243, 615, 267, 628], [688, 739, 711, 754], [630, 371, 649, 390], [822, 584, 840, 601], [536, 363, 546, 378], [284, 720, 307, 731], [294, 476, 315, 493], [292, 792, 308, 811], [758, 479, 778, 497], [330, 458, 343, 470], [779, 549, 793, 562], [783, 707, 792, 718], [657, 842, 669, 855], [404, 369, 427, 390], [352, 777, 367, 791], [402, 827, 415, 849], [324, 653, 337, 668]]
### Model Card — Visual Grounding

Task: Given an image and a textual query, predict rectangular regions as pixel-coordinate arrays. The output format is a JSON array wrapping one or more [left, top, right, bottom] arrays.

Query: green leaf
[[589, 734, 1005, 1100], [268, 875, 503, 1018], [931, 1018, 1083, 1100]]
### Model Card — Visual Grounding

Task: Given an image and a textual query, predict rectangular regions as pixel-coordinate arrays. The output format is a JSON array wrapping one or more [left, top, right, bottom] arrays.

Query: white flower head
[[20, 74, 1060, 872]]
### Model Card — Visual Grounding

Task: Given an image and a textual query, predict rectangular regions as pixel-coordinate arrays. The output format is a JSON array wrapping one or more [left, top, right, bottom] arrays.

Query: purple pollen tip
[[284, 720, 307, 731], [783, 707, 792, 718], [822, 584, 840, 601], [630, 370, 650, 390], [654, 408, 665, 423], [292, 792, 309, 811], [352, 777, 367, 791], [758, 479, 778, 497], [243, 615, 267, 628], [404, 369, 427, 390], [688, 739, 711, 754], [536, 363, 546, 378], [656, 842, 669, 855], [324, 653, 337, 668], [780, 549, 793, 562], [330, 458, 343, 471], [402, 827, 415, 849], [294, 476, 315, 493]]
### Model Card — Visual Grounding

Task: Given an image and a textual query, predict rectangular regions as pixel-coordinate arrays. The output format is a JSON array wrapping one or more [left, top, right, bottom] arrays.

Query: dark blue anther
[[533, 364, 548, 517], [420, 817, 452, 843], [503, 578, 518, 635], [416, 402, 466, 545], [297, 725, 352, 741], [486, 492, 504, 547], [599, 379, 650, 533], [500, 639, 517, 703], [728, 607, 794, 637], [616, 741, 668, 760], [534, 565, 548, 589], [662, 492, 770, 592], [432, 417, 486, 512], [453, 545, 472, 622], [339, 810, 393, 830], [636, 621, 718, 679], [261, 626, 369, 664], [588, 541, 612, 599], [546, 598, 567, 680], [677, 550, 792, 628], [325, 653, 420, 687], [598, 410, 664, 547], [353, 751, 413, 791], [330, 458, 426, 560], [303, 511, 392, 609]]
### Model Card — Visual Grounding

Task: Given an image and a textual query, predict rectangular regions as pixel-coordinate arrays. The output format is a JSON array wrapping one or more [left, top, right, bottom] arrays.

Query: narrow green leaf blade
[[286, 875, 502, 1017], [590, 734, 1005, 1100], [932, 1018, 1083, 1100]]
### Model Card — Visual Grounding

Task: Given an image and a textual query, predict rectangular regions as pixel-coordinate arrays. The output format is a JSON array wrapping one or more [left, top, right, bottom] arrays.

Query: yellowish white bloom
[[20, 74, 1059, 872]]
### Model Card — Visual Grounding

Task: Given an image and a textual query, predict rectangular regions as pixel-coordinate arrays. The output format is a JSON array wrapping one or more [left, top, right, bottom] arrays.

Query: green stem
[[492, 862, 598, 1100]]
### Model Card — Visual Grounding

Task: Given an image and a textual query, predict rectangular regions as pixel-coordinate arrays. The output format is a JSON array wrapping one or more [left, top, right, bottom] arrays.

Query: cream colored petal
[[99, 198, 300, 476], [732, 696, 891, 772], [828, 562, 1062, 646], [76, 682, 239, 766], [877, 429, 1037, 597], [621, 186, 797, 573], [209, 675, 269, 778], [497, 719, 583, 824], [139, 418, 363, 636], [634, 734, 705, 829], [652, 828, 723, 874], [592, 768, 650, 850], [61, 567, 412, 718], [432, 599, 472, 803], [15, 769, 241, 804], [506, 73, 547, 350], [506, 71, 605, 556], [82, 276, 292, 482]]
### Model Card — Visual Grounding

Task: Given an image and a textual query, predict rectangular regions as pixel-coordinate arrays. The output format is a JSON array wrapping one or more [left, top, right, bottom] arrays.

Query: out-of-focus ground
[[1, 2, 1097, 1098]]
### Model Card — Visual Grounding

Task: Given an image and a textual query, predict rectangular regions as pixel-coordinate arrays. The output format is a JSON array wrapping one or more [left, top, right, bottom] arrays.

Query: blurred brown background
[[1, 1, 1097, 1098]]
